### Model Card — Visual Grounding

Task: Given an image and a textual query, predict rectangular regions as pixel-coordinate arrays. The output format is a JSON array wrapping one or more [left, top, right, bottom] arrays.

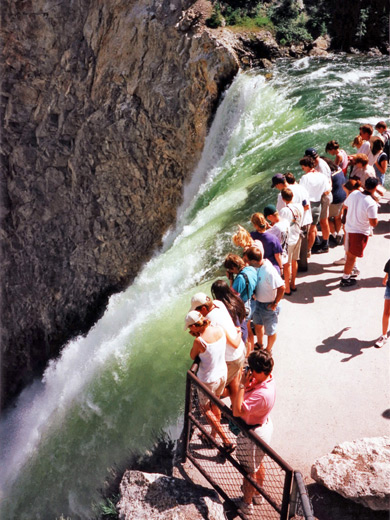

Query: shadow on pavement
[[308, 483, 389, 520], [378, 201, 390, 214], [286, 274, 383, 304], [373, 220, 390, 235], [315, 327, 376, 361], [382, 409, 390, 419]]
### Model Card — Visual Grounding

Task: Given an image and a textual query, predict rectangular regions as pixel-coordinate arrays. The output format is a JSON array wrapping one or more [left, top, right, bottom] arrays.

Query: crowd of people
[[182, 121, 389, 516]]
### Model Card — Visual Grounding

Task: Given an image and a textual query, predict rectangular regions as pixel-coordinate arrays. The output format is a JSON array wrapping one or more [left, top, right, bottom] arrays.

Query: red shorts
[[348, 233, 369, 258]]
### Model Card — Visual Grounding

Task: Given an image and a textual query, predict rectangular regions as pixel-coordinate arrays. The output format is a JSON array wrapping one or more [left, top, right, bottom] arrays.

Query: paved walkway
[[270, 192, 390, 480]]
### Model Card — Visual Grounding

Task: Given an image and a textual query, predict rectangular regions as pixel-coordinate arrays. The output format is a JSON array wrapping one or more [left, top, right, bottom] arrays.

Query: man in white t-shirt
[[245, 246, 285, 352], [299, 156, 331, 255], [305, 148, 332, 252], [341, 177, 379, 287], [279, 188, 304, 295]]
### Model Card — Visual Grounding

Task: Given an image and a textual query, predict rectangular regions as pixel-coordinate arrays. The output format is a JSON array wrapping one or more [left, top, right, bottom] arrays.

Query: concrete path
[[271, 192, 390, 481]]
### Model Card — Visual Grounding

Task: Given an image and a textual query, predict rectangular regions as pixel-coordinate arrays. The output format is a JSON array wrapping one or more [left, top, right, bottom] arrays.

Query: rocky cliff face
[[0, 0, 239, 408]]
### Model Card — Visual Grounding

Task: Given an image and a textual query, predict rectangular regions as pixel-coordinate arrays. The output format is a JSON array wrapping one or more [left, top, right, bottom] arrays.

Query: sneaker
[[236, 499, 254, 516], [350, 267, 360, 278], [313, 246, 329, 254], [375, 335, 387, 348], [340, 277, 357, 287], [334, 257, 346, 265], [252, 494, 265, 505]]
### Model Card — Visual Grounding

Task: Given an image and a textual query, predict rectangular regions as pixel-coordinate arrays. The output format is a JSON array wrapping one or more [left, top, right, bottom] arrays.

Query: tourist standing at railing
[[244, 246, 285, 353], [184, 310, 235, 453], [232, 349, 276, 516], [188, 292, 246, 408], [223, 253, 257, 355], [250, 213, 283, 274], [211, 279, 249, 351], [340, 177, 379, 287]]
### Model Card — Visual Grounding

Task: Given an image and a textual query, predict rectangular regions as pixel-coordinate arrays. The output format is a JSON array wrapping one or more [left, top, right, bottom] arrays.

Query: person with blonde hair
[[250, 213, 282, 273], [232, 225, 264, 257]]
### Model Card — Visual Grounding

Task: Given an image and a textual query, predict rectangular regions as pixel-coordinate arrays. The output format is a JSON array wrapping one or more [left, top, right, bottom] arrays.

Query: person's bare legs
[[334, 215, 342, 234], [204, 403, 230, 446], [320, 217, 330, 241], [228, 374, 240, 408], [266, 333, 276, 351], [382, 299, 390, 336], [254, 324, 264, 347], [329, 218, 336, 235], [283, 262, 291, 293], [291, 260, 298, 290], [307, 224, 317, 251], [242, 464, 266, 504], [247, 320, 254, 355], [344, 251, 356, 276]]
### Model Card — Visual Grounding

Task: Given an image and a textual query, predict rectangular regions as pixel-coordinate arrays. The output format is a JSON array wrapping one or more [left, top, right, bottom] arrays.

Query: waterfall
[[0, 55, 388, 519]]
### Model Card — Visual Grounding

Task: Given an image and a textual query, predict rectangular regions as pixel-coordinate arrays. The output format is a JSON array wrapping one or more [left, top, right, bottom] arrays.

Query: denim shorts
[[385, 286, 390, 300], [252, 301, 280, 336]]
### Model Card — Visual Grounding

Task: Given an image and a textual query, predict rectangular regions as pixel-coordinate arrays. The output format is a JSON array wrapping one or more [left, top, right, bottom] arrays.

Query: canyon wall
[[0, 0, 239, 407]]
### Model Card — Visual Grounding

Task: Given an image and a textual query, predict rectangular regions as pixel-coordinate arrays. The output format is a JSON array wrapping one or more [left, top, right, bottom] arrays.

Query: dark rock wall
[[0, 0, 239, 407]]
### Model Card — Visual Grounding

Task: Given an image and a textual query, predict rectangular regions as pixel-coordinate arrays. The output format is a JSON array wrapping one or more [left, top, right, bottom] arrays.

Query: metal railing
[[181, 365, 314, 519]]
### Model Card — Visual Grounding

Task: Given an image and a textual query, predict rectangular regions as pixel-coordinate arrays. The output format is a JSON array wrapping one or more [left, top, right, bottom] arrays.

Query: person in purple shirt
[[250, 213, 282, 273]]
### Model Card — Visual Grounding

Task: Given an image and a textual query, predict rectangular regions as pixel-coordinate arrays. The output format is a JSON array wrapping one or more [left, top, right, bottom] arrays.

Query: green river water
[[0, 55, 388, 519]]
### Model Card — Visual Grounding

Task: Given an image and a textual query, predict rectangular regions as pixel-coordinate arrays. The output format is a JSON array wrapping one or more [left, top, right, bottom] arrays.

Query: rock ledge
[[311, 436, 390, 511]]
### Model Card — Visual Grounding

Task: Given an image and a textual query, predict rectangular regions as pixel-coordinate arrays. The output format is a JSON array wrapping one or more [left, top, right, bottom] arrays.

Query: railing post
[[280, 468, 293, 520], [181, 371, 193, 463], [294, 471, 315, 520], [289, 473, 298, 518]]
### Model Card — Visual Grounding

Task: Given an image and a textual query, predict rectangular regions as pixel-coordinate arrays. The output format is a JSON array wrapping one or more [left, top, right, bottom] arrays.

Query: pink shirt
[[241, 375, 276, 426]]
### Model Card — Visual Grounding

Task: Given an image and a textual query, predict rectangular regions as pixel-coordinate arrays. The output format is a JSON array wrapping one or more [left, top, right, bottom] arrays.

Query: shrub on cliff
[[206, 2, 224, 27]]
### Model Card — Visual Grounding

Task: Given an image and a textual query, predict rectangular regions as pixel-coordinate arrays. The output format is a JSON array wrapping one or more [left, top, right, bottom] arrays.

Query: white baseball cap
[[184, 310, 203, 330], [189, 292, 210, 312]]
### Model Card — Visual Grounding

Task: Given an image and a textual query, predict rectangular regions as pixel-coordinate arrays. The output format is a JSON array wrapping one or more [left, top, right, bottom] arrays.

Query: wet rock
[[117, 470, 225, 520], [311, 437, 390, 511]]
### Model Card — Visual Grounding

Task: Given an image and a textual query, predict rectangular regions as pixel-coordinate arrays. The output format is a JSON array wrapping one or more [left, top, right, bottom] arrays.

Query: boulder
[[309, 35, 331, 57], [311, 437, 390, 511], [117, 470, 225, 520]]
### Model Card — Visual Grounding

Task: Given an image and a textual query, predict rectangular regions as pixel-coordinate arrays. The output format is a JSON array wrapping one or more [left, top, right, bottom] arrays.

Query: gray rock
[[311, 437, 390, 511], [117, 470, 225, 520]]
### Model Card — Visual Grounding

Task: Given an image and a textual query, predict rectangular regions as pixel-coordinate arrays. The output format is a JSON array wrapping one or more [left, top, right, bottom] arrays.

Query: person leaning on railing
[[232, 349, 276, 516], [184, 310, 235, 453]]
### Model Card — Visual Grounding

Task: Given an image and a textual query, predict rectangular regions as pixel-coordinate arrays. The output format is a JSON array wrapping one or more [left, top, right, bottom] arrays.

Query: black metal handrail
[[181, 365, 313, 519]]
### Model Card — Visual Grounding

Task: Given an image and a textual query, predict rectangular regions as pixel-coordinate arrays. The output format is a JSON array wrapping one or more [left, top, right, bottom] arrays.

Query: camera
[[244, 365, 251, 375]]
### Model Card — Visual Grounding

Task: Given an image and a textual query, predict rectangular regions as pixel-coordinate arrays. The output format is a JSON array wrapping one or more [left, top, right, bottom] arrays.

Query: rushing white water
[[1, 55, 388, 519]]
